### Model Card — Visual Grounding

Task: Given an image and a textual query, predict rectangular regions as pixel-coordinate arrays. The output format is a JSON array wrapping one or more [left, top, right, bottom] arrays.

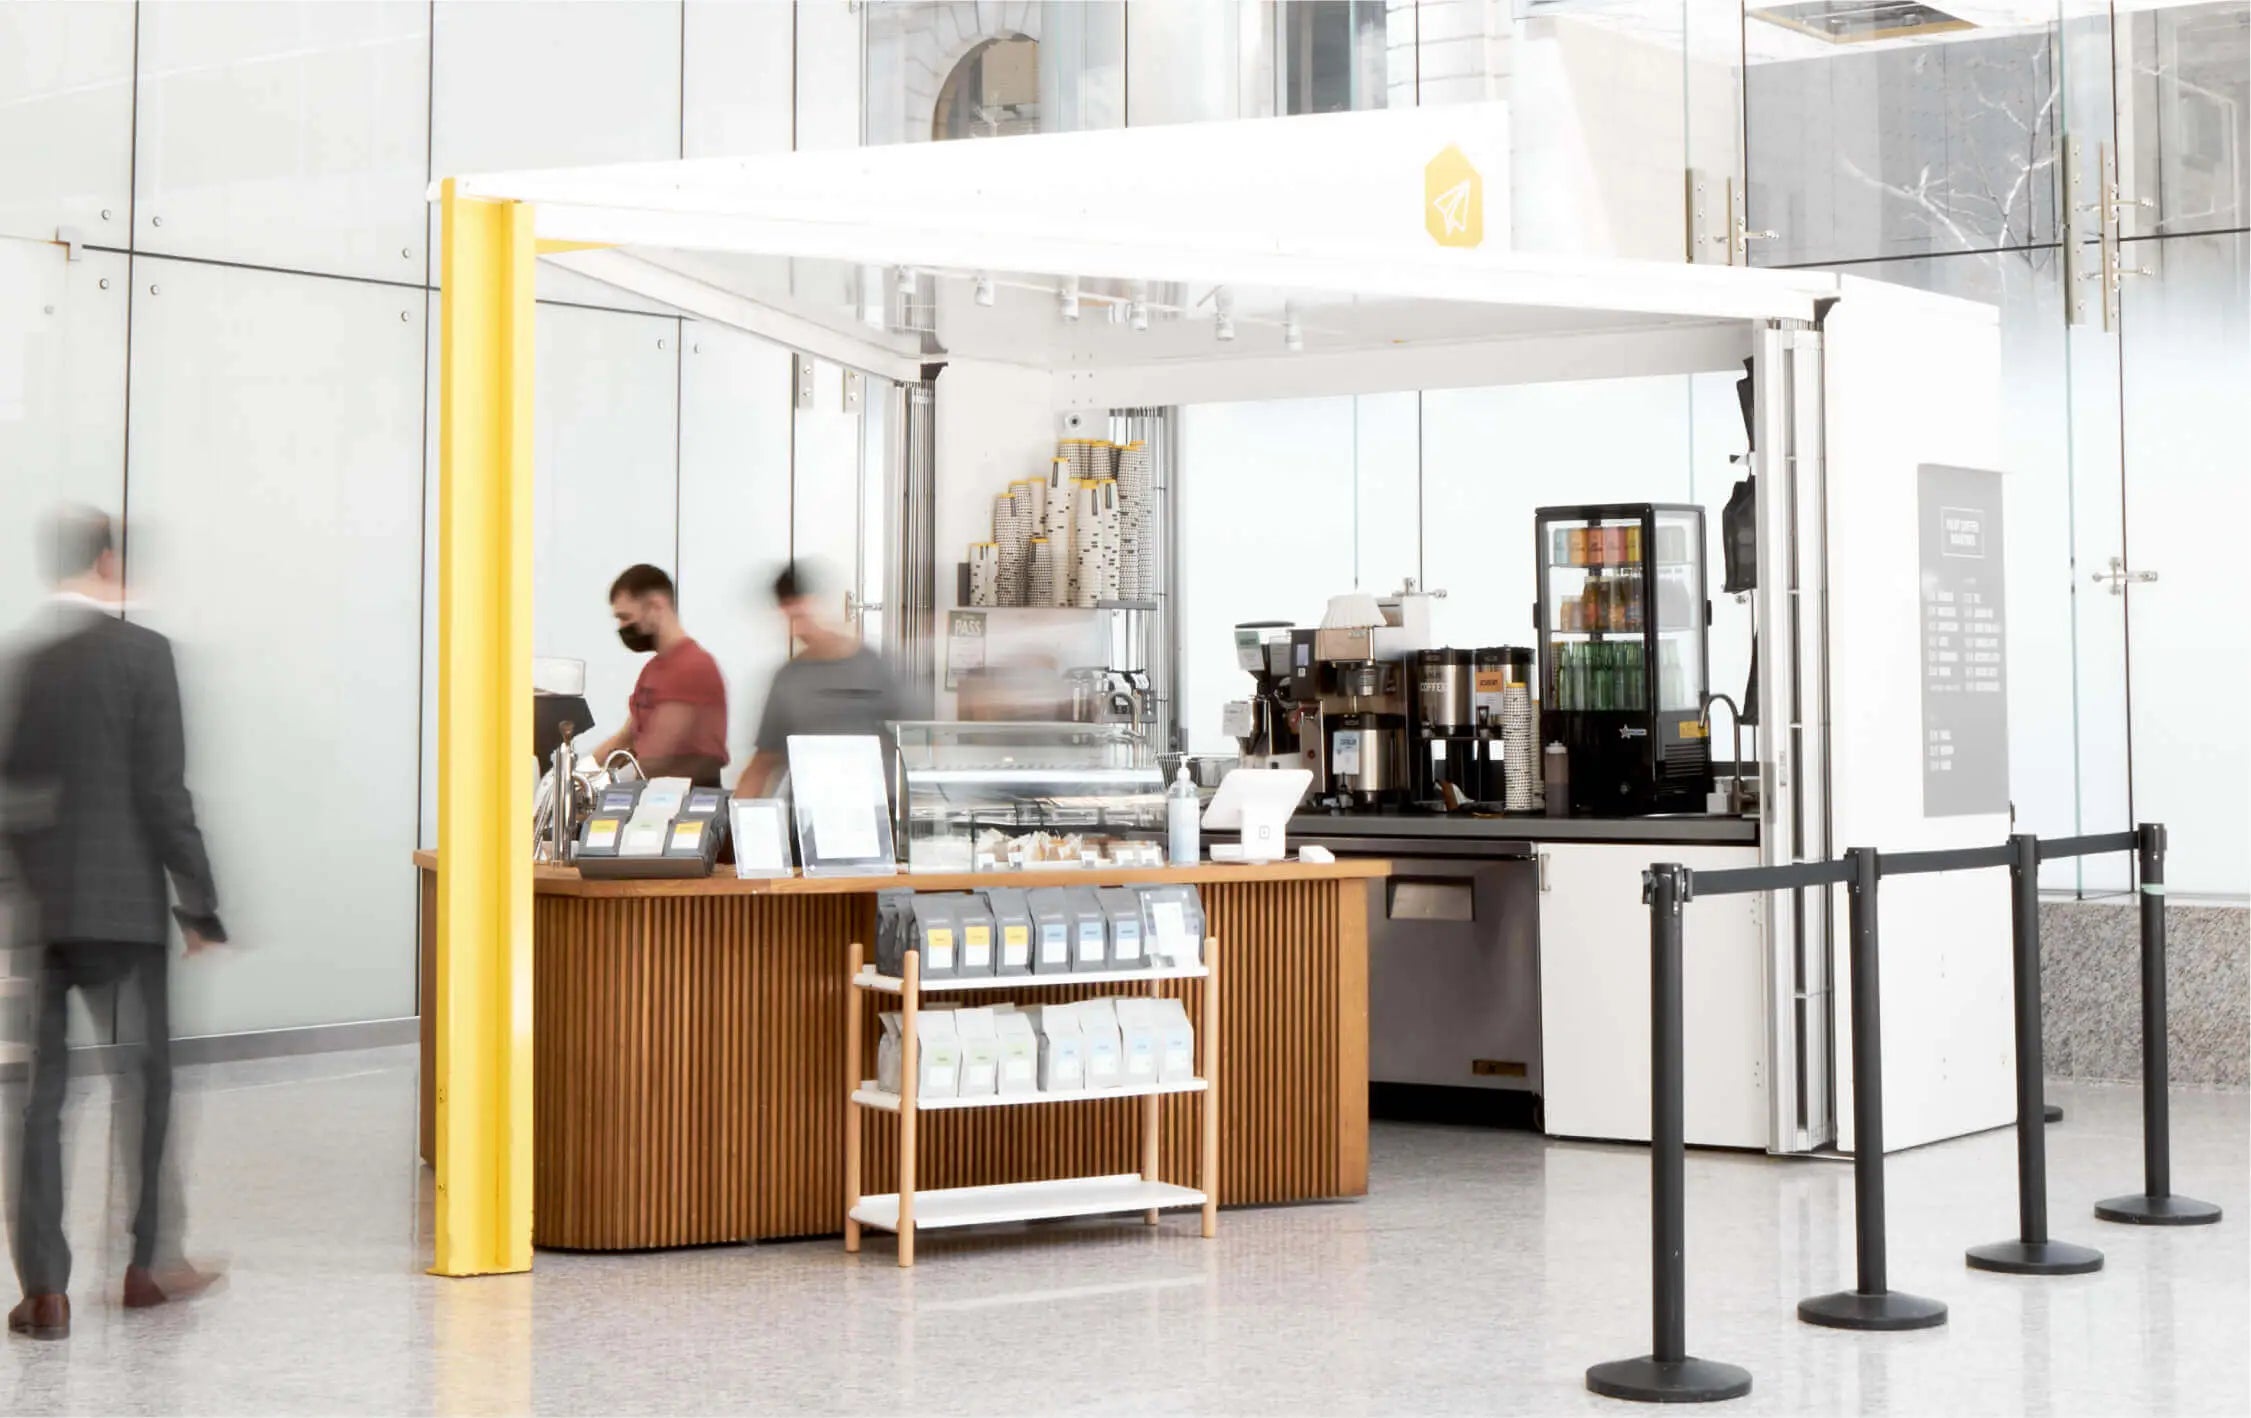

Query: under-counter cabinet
[[1536, 843, 1767, 1148], [844, 943, 1221, 1266]]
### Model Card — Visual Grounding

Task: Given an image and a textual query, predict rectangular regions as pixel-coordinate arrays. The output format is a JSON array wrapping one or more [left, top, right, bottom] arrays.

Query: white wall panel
[[1421, 376, 1693, 653], [678, 322, 793, 783], [531, 305, 680, 760], [0, 241, 128, 633], [430, 0, 682, 311], [418, 291, 438, 848], [134, 1, 430, 284], [793, 0, 863, 151], [684, 0, 795, 158], [1353, 392, 1420, 598], [1176, 396, 1356, 752], [124, 259, 424, 1035], [0, 1, 136, 244]]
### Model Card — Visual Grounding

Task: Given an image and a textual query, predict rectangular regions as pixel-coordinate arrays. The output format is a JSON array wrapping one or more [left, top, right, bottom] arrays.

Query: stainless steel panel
[[1359, 854, 1542, 1094]]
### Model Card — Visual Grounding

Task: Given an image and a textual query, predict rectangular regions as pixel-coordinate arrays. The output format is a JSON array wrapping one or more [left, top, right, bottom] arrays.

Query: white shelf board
[[850, 1174, 1206, 1233], [853, 1077, 1206, 1112], [854, 963, 1205, 994]]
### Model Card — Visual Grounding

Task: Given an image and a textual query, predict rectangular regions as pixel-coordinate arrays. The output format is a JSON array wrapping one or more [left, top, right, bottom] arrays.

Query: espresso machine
[[1223, 621, 1304, 767]]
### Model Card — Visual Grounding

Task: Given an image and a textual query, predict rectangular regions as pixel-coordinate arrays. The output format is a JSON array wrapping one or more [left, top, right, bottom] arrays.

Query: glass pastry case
[[890, 721, 1165, 872]]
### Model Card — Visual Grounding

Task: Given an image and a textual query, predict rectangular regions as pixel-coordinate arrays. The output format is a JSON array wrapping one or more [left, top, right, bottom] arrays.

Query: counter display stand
[[844, 940, 1221, 1267]]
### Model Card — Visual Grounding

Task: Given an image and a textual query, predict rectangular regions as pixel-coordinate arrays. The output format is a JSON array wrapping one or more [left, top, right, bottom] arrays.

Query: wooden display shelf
[[852, 963, 1207, 994], [851, 1078, 1208, 1112], [850, 1175, 1205, 1233], [844, 937, 1221, 1266]]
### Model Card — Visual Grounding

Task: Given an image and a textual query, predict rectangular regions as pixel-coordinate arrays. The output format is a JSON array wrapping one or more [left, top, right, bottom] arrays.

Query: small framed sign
[[729, 798, 793, 879]]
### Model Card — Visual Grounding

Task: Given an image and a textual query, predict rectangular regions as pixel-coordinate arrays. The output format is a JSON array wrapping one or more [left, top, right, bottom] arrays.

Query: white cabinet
[[1538, 842, 1766, 1148], [133, 1, 430, 283]]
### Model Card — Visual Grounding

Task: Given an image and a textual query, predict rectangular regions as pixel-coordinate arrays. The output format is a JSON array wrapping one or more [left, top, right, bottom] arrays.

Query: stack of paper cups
[[1098, 479, 1123, 601], [1043, 458, 1073, 606], [1071, 480, 1101, 607], [1028, 536, 1055, 607], [968, 542, 1000, 608], [1501, 683, 1537, 810], [1115, 441, 1154, 601]]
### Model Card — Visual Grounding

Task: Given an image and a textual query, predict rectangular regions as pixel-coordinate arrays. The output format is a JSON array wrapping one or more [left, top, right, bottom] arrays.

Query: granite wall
[[2042, 899, 2249, 1089]]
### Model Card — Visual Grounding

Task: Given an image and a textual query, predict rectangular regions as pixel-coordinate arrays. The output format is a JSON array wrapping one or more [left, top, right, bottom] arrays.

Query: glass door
[[2114, 7, 2250, 897], [2054, 0, 2135, 893]]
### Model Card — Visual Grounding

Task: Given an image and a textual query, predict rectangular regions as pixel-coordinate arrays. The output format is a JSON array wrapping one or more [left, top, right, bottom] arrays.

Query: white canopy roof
[[435, 104, 1844, 401]]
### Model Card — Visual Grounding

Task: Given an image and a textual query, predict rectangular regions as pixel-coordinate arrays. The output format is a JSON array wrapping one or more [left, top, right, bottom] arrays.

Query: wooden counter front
[[415, 854, 1383, 1250]]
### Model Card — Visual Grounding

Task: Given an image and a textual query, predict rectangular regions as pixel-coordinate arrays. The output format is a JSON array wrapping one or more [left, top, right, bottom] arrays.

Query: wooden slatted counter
[[413, 853, 1384, 1251]]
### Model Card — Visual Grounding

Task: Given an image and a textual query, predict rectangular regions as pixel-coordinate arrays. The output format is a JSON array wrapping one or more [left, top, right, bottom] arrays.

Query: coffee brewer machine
[[1322, 658, 1409, 808], [1410, 648, 1476, 806]]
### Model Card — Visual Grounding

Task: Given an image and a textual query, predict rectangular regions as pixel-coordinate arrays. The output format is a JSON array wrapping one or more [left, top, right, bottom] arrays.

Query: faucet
[[1699, 692, 1748, 816]]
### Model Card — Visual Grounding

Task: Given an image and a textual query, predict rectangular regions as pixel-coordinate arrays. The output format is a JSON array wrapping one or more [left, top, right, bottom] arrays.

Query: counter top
[[1288, 811, 1759, 848], [410, 850, 1387, 898]]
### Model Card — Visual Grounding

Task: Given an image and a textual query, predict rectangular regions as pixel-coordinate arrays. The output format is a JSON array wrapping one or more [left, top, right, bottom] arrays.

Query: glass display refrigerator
[[1534, 503, 1713, 814]]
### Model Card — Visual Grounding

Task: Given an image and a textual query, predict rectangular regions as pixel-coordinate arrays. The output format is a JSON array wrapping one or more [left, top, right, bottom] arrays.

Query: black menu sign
[[1918, 465, 2008, 816]]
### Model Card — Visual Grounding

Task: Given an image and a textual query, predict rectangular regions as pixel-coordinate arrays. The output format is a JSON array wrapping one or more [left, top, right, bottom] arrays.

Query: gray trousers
[[10, 941, 173, 1295]]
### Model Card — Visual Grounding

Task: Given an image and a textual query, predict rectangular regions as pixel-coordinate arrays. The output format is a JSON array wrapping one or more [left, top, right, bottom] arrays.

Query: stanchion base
[[1797, 1288, 1948, 1331], [2095, 1193, 2222, 1226], [1964, 1239, 2103, 1275], [1586, 1356, 1752, 1404], [2043, 1103, 2064, 1124]]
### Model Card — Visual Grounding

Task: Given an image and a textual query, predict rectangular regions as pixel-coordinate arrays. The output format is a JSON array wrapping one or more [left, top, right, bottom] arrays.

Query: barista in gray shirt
[[736, 561, 921, 798]]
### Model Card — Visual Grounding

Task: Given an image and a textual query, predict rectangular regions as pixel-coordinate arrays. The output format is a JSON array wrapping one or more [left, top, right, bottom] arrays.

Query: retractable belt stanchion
[[1966, 833, 2103, 1276], [1798, 847, 1947, 1330], [1587, 864, 1751, 1405], [2094, 823, 2221, 1227]]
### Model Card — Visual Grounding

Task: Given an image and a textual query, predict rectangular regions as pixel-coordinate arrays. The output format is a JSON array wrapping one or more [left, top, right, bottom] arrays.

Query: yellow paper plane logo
[[1425, 144, 1483, 248]]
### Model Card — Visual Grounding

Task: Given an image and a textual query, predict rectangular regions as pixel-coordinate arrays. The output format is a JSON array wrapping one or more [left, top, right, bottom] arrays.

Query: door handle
[[1538, 852, 1550, 892], [2090, 555, 2158, 596]]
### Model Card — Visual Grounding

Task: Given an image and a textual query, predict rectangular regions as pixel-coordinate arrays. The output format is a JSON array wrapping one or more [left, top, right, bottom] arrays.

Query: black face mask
[[618, 625, 657, 654]]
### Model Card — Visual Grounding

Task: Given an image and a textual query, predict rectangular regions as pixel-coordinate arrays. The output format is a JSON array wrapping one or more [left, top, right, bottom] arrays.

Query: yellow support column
[[432, 178, 535, 1277]]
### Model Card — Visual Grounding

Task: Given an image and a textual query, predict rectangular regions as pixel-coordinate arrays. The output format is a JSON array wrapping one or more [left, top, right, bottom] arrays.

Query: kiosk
[[426, 104, 2010, 1273]]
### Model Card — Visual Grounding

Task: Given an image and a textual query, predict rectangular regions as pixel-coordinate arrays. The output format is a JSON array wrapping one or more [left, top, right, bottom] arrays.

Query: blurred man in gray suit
[[2, 507, 225, 1341]]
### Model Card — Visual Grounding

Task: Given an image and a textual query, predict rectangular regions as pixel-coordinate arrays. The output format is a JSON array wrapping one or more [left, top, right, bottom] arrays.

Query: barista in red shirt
[[589, 563, 730, 786]]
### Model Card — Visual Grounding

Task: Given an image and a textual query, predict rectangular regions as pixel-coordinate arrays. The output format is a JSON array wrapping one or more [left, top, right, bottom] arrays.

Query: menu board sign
[[1918, 465, 2008, 817]]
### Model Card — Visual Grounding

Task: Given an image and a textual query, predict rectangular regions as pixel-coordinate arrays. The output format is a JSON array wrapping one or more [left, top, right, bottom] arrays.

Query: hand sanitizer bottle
[[1167, 764, 1201, 866]]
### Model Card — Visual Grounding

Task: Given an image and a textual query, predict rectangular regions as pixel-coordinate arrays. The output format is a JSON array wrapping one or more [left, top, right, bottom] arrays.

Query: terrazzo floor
[[3, 1045, 2245, 1415]]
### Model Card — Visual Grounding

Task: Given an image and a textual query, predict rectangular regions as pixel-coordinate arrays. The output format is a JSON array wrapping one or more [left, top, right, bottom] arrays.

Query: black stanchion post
[[1966, 834, 2104, 1275], [2095, 823, 2221, 1226], [1799, 847, 1947, 1330], [1587, 865, 1751, 1405]]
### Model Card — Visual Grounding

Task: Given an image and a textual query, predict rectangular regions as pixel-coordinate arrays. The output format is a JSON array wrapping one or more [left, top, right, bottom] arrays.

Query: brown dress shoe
[[124, 1263, 224, 1309], [7, 1293, 69, 1340]]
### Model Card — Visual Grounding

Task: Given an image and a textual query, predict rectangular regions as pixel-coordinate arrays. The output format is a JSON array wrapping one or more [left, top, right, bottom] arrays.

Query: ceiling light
[[974, 273, 995, 307]]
